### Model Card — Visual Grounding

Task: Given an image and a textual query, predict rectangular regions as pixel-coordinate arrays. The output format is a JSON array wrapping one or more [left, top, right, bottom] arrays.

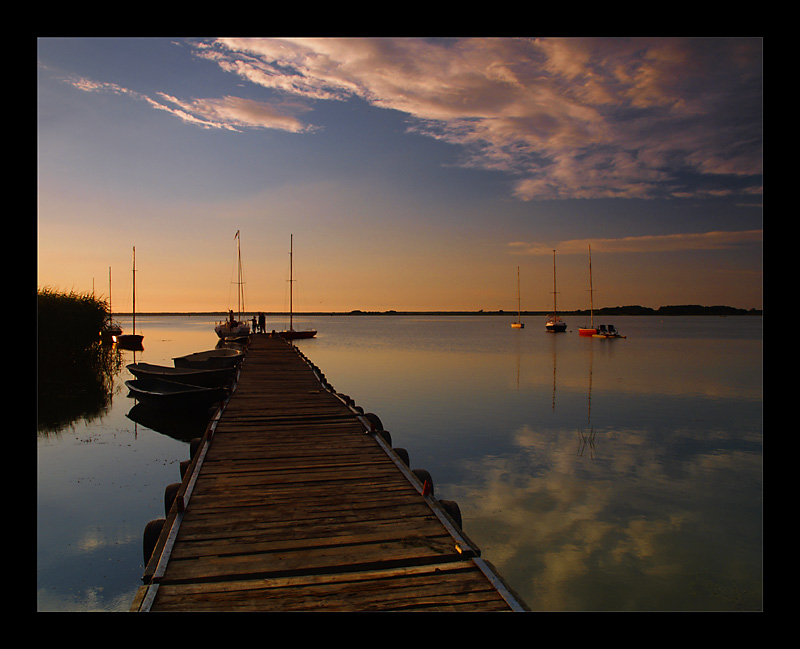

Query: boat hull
[[579, 327, 597, 336], [127, 362, 235, 388], [125, 378, 228, 410], [278, 329, 317, 340], [214, 322, 250, 339], [511, 322, 524, 329], [546, 321, 567, 332], [115, 334, 144, 350], [173, 349, 244, 369]]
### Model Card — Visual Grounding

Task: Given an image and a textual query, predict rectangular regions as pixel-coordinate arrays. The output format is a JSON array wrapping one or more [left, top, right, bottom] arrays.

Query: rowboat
[[125, 378, 228, 410], [173, 349, 244, 370], [127, 362, 236, 388]]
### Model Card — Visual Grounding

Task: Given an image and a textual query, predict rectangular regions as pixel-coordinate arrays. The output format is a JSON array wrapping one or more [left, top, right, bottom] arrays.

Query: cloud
[[65, 75, 312, 134], [198, 37, 762, 201], [508, 229, 763, 255], [63, 38, 763, 202]]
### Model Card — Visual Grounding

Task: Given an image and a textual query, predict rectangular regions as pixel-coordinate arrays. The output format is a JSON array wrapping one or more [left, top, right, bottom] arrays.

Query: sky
[[37, 37, 763, 313]]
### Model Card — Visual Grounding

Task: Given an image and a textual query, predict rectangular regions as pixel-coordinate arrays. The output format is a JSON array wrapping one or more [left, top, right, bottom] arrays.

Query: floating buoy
[[190, 438, 202, 459], [364, 412, 383, 432], [143, 518, 165, 565], [164, 483, 181, 516], [439, 500, 463, 529], [394, 447, 410, 466], [412, 469, 434, 496]]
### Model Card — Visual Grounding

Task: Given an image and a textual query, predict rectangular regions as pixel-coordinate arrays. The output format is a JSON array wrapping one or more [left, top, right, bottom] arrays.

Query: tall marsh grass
[[37, 288, 124, 432]]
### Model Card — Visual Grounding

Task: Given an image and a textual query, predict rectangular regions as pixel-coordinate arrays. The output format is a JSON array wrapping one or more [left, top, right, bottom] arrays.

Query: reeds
[[38, 287, 109, 352], [37, 288, 124, 432]]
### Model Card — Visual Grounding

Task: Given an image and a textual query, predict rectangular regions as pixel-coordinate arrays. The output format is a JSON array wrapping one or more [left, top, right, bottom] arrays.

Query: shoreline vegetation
[[37, 287, 124, 433], [117, 305, 762, 317]]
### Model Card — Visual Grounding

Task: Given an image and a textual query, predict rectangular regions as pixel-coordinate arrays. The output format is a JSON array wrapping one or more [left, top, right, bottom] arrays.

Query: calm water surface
[[37, 314, 762, 611]]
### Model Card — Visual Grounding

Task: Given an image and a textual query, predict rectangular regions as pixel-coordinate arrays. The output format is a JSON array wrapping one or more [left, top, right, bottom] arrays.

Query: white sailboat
[[511, 266, 525, 328], [545, 250, 567, 332], [279, 234, 317, 340], [215, 230, 251, 340], [115, 246, 144, 349]]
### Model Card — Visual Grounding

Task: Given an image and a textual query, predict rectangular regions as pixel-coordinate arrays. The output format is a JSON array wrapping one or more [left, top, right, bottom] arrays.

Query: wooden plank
[[135, 334, 526, 612]]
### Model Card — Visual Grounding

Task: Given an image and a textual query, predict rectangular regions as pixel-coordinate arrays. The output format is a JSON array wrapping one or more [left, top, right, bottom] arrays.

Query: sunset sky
[[37, 37, 762, 313]]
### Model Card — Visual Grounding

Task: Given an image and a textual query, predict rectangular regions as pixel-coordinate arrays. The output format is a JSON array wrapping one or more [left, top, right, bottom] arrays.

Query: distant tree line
[[571, 305, 762, 316]]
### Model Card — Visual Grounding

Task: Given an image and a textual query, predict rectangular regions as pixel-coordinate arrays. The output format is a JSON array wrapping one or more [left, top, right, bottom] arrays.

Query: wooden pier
[[131, 335, 527, 612]]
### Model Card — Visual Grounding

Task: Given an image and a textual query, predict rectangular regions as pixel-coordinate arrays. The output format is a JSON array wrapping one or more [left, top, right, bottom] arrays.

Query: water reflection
[[301, 315, 762, 611], [38, 340, 125, 435], [37, 315, 761, 611]]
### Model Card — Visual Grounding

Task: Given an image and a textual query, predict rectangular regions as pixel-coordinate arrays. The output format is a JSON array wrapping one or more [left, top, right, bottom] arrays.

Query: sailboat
[[576, 244, 626, 338], [100, 266, 123, 342], [279, 234, 317, 340], [579, 244, 597, 336], [115, 246, 144, 350], [511, 266, 525, 329], [545, 250, 567, 332], [215, 230, 251, 340]]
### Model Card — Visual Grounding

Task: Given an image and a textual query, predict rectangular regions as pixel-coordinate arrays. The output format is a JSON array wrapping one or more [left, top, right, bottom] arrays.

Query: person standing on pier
[[258, 312, 266, 334]]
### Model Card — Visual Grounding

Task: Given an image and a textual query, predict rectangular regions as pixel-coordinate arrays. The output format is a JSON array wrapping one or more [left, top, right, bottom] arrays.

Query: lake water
[[37, 314, 763, 611]]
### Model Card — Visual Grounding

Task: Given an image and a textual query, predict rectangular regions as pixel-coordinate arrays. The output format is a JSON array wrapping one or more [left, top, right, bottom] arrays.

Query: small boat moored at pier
[[125, 378, 228, 410], [215, 230, 251, 340], [173, 348, 244, 369], [127, 362, 236, 388]]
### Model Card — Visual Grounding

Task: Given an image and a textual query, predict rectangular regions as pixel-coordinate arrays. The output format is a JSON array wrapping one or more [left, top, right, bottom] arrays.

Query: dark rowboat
[[173, 348, 244, 369], [127, 362, 235, 388], [125, 378, 228, 410]]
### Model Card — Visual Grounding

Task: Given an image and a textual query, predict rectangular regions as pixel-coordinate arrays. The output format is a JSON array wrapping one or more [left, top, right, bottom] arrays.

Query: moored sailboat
[[577, 244, 626, 339], [511, 266, 525, 329], [579, 244, 597, 336], [100, 266, 123, 343], [215, 230, 251, 340], [545, 250, 567, 332], [279, 234, 317, 340], [115, 246, 144, 350]]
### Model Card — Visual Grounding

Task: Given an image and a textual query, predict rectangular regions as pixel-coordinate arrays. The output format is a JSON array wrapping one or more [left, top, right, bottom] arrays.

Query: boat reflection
[[126, 402, 215, 443]]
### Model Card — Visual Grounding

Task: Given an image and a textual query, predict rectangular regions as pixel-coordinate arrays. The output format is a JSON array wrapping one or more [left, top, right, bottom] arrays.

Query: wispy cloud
[[64, 74, 313, 133], [63, 37, 763, 202], [508, 229, 763, 255], [196, 37, 762, 202]]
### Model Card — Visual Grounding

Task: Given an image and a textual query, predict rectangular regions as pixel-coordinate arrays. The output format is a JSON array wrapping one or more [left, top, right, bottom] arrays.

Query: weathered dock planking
[[131, 335, 527, 612]]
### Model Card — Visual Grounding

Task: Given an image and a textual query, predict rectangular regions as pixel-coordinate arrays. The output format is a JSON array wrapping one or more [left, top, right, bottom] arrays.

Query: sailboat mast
[[232, 230, 245, 320], [132, 246, 136, 336], [108, 266, 112, 320], [517, 266, 522, 320], [588, 244, 593, 327], [289, 234, 294, 331], [552, 249, 558, 317]]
